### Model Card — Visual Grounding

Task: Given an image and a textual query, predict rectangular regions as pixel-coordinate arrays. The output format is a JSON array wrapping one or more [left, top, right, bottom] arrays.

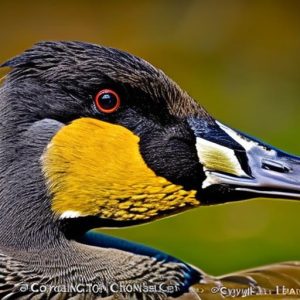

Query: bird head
[[1, 41, 300, 234]]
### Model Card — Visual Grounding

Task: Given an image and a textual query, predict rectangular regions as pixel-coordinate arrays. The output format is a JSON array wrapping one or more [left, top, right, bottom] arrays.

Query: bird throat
[[42, 118, 198, 222]]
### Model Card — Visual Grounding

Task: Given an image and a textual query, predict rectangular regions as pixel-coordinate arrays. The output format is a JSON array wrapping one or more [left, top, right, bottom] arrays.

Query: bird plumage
[[0, 41, 299, 299]]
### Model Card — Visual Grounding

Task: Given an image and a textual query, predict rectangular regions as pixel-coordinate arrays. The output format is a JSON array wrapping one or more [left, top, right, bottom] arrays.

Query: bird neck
[[0, 87, 64, 251]]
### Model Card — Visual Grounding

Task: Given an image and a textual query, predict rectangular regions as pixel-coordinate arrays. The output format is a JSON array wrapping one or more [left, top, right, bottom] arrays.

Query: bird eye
[[94, 89, 121, 113]]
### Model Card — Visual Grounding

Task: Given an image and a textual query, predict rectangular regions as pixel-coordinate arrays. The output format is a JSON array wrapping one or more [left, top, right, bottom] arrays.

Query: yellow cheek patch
[[42, 118, 199, 221], [196, 137, 248, 177]]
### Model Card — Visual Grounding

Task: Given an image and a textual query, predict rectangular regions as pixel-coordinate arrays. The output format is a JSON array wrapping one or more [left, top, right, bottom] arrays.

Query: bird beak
[[188, 118, 300, 203]]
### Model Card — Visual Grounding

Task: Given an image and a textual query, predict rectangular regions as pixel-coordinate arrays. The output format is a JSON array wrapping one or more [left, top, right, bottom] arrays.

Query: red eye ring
[[94, 89, 121, 113]]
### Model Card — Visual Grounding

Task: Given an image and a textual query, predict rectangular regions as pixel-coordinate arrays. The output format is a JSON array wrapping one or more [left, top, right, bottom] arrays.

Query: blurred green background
[[1, 0, 300, 276]]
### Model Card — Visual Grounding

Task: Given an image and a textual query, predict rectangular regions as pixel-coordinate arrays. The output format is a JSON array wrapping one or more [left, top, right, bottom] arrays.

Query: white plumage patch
[[59, 210, 83, 219]]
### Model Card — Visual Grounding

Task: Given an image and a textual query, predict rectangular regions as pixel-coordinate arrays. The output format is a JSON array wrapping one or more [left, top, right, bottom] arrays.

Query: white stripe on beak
[[196, 137, 249, 188]]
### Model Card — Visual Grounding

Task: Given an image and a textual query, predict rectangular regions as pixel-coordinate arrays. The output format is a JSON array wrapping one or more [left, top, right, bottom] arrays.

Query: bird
[[0, 41, 299, 300]]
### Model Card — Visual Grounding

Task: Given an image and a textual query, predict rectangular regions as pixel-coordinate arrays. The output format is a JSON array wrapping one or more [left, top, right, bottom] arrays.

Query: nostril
[[262, 159, 291, 173]]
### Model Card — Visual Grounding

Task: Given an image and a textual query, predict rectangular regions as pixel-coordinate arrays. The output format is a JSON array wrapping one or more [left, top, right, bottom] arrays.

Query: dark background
[[1, 0, 299, 275]]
